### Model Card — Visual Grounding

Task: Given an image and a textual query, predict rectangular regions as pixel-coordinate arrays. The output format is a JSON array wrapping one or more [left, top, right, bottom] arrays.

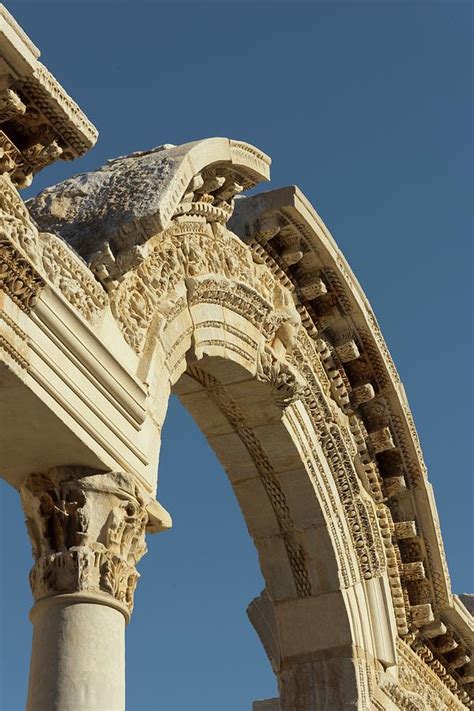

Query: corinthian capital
[[20, 467, 150, 619]]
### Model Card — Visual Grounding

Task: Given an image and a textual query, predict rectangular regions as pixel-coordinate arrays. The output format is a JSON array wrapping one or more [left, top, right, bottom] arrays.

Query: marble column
[[20, 467, 150, 711]]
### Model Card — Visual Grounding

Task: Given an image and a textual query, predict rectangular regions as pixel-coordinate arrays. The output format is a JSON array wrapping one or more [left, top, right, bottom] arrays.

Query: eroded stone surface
[[1, 7, 473, 711], [0, 4, 97, 188], [21, 467, 150, 617], [28, 138, 270, 263]]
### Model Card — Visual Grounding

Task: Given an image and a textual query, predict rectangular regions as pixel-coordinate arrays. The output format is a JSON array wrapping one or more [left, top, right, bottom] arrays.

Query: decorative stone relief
[[0, 88, 26, 123], [28, 138, 269, 266], [103, 218, 301, 357], [256, 346, 305, 408], [0, 77, 91, 187], [173, 166, 244, 224], [383, 640, 468, 710], [291, 330, 386, 583], [40, 232, 108, 325], [14, 62, 97, 156], [0, 174, 42, 263], [0, 174, 109, 324], [0, 5, 97, 187], [0, 236, 45, 312], [0, 178, 46, 307], [20, 467, 149, 616], [229, 188, 474, 704]]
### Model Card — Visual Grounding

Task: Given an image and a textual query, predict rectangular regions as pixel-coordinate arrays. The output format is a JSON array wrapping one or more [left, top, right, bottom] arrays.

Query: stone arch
[[30, 152, 398, 705], [171, 355, 393, 709], [133, 232, 397, 706], [2, 135, 471, 710]]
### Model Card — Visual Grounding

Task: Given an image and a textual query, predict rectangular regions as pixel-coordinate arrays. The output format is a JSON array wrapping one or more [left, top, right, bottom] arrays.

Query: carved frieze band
[[20, 467, 149, 617], [0, 175, 45, 311], [0, 175, 109, 324], [106, 220, 302, 357], [0, 44, 97, 187], [0, 237, 45, 312], [290, 332, 387, 587], [382, 640, 468, 710], [40, 231, 108, 324]]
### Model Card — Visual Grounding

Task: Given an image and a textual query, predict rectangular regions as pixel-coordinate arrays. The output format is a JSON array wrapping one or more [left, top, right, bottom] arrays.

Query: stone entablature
[[0, 3, 97, 187], [230, 186, 474, 700]]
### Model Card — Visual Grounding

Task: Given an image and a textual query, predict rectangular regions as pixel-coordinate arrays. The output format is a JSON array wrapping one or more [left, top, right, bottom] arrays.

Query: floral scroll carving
[[0, 237, 45, 312], [106, 219, 302, 365], [0, 174, 45, 312], [20, 467, 149, 616], [0, 175, 109, 324], [0, 175, 41, 260], [40, 231, 108, 325]]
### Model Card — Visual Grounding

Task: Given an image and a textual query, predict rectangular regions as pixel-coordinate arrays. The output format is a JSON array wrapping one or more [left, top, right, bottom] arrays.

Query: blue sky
[[0, 2, 472, 710]]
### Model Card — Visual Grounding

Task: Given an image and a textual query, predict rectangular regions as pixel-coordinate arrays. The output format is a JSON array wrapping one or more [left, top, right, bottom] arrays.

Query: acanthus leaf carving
[[256, 346, 305, 408], [20, 467, 150, 616], [0, 236, 45, 312], [40, 231, 108, 324], [0, 87, 26, 123]]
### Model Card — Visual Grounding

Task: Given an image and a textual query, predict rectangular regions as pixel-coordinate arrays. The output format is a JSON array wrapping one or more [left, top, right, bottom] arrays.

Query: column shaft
[[28, 598, 125, 711], [20, 467, 152, 711]]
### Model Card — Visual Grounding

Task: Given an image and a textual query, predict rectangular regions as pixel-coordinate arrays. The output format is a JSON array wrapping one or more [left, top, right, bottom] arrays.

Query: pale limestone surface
[[0, 4, 96, 187], [27, 138, 270, 262], [0, 6, 473, 711], [28, 600, 125, 711]]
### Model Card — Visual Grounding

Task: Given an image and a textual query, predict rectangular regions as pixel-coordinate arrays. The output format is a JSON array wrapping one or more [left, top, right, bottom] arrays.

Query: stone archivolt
[[0, 11, 471, 704]]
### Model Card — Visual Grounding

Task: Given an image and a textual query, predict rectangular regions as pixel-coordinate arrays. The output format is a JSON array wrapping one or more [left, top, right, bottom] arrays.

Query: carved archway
[[1, 136, 472, 709], [1, 11, 471, 708]]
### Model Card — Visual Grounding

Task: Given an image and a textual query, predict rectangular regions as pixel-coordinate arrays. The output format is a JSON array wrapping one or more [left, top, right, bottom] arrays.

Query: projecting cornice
[[0, 3, 97, 186]]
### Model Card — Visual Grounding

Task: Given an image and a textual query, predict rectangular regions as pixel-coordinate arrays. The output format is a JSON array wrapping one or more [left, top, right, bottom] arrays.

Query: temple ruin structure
[[0, 6, 472, 710]]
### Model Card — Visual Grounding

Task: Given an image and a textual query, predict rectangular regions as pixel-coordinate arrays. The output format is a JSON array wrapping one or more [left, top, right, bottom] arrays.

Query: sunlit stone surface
[[0, 5, 472, 710]]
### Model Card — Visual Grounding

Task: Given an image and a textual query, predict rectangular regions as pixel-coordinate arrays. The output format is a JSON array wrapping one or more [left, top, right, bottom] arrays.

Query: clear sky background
[[0, 2, 472, 710]]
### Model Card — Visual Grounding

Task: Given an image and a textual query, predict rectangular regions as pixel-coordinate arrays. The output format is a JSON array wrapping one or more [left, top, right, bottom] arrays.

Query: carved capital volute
[[20, 467, 151, 621]]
